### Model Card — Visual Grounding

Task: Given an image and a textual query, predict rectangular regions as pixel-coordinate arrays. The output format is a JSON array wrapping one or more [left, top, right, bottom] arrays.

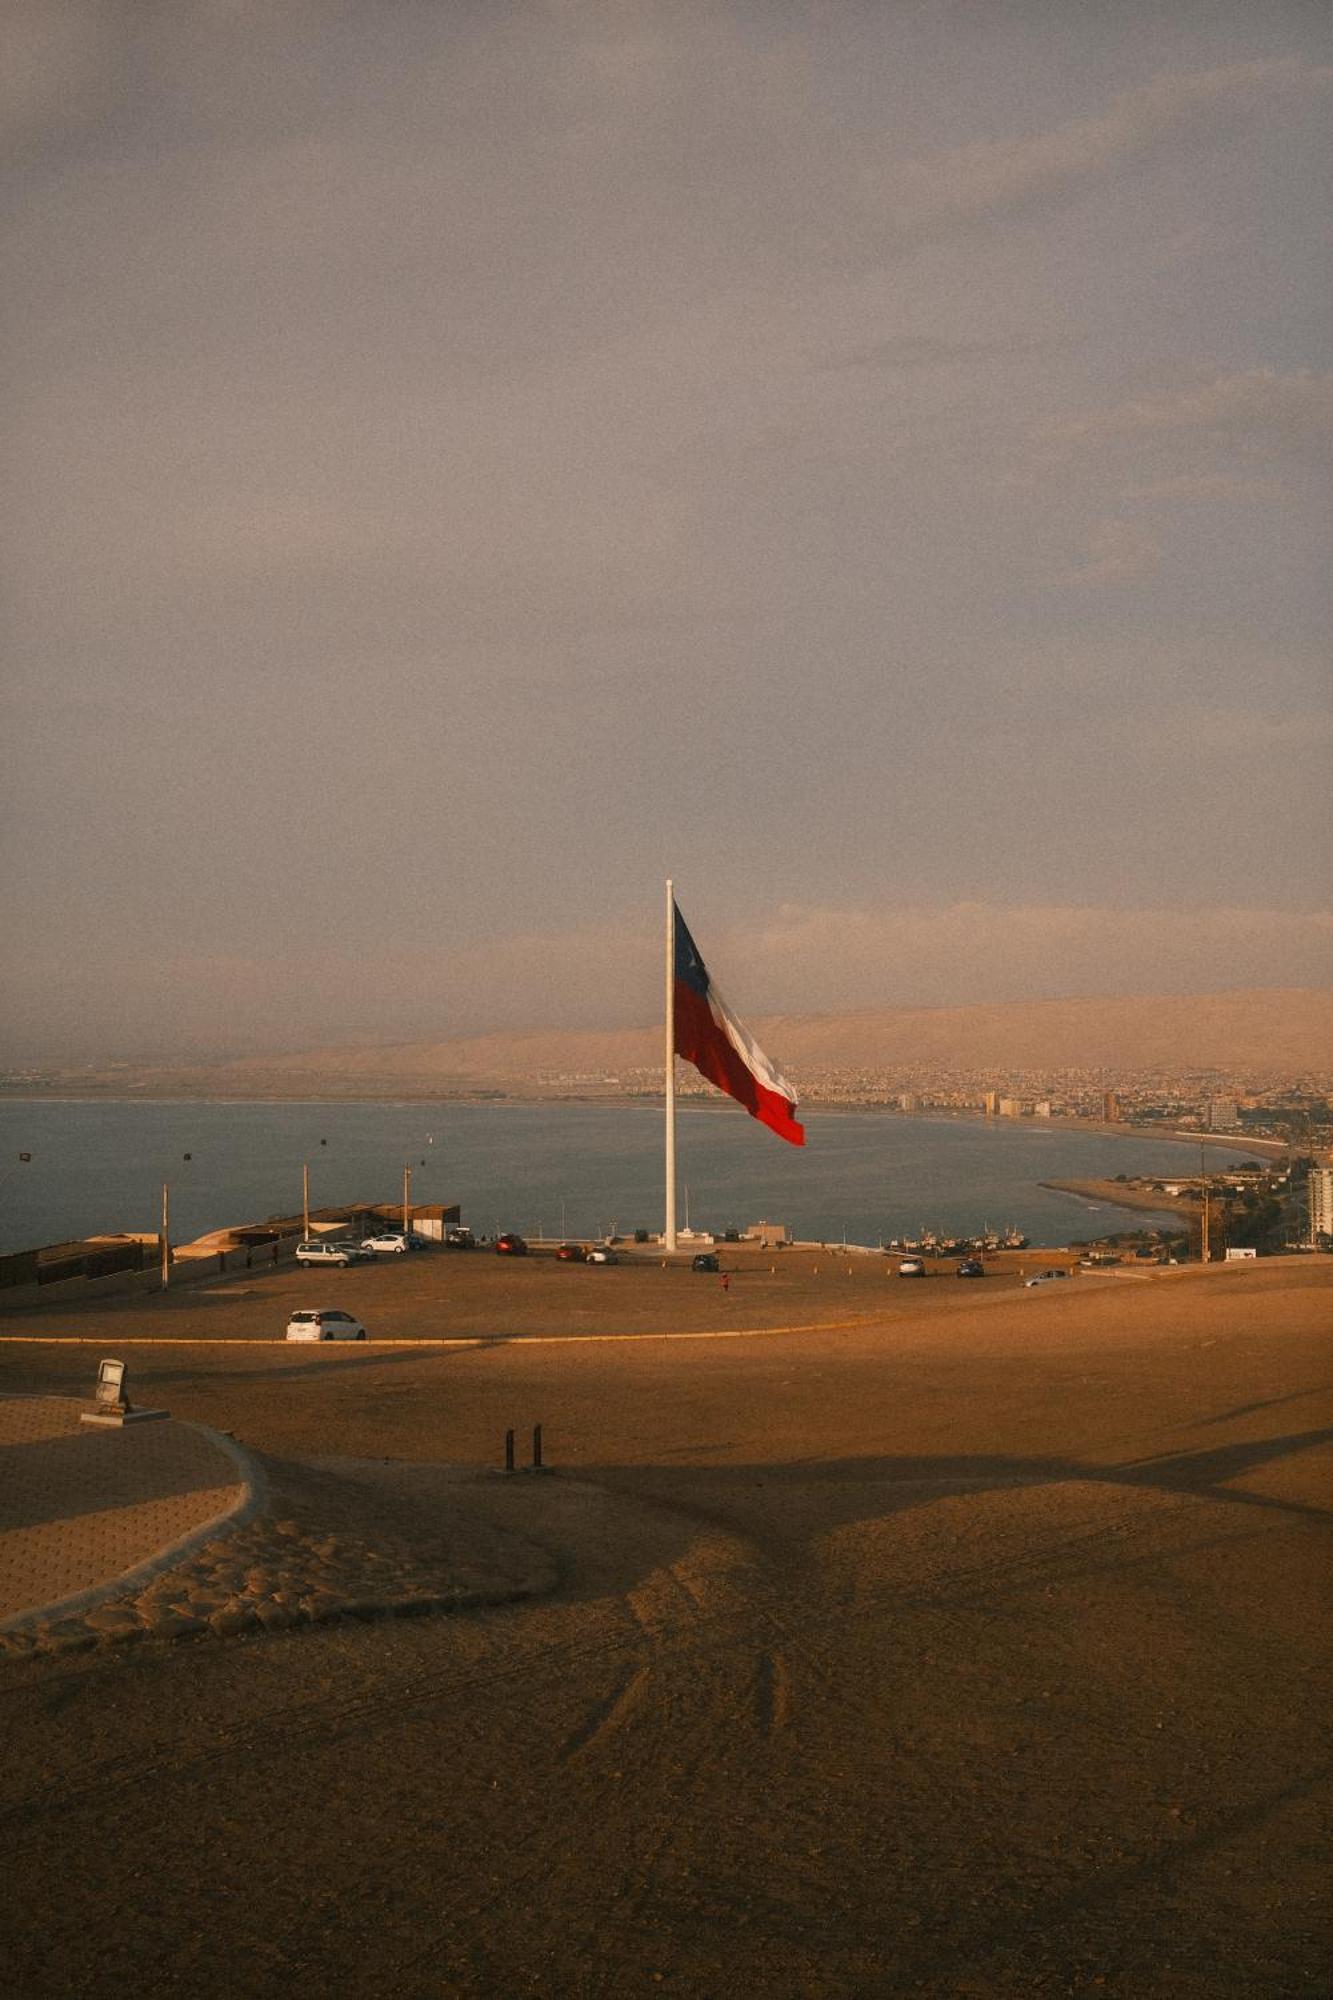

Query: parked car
[[691, 1252, 720, 1273], [556, 1243, 587, 1262], [405, 1232, 431, 1250], [495, 1233, 528, 1256], [295, 1239, 366, 1267], [361, 1232, 410, 1254], [285, 1308, 367, 1342], [897, 1257, 926, 1277], [445, 1227, 476, 1249], [956, 1258, 986, 1278], [586, 1247, 618, 1265], [1024, 1268, 1071, 1288]]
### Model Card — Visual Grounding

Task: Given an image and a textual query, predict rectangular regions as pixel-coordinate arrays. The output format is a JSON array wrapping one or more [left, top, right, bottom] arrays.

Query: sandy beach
[[1040, 1176, 1196, 1220]]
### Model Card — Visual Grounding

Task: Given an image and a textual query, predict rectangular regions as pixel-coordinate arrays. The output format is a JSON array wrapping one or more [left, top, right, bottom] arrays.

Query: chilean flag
[[673, 901, 805, 1146]]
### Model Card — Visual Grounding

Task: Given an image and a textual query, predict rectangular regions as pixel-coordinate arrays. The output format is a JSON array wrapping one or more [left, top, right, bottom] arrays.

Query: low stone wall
[[0, 1236, 300, 1313]]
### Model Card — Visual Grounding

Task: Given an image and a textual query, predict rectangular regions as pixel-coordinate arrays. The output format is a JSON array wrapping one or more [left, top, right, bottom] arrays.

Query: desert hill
[[32, 987, 1333, 1098]]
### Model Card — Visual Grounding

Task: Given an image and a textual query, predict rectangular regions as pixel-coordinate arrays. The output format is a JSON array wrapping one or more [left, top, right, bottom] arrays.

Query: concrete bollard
[[532, 1423, 543, 1470], [504, 1428, 515, 1473]]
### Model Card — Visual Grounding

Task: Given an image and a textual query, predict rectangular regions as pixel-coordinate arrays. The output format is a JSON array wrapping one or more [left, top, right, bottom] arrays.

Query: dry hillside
[[33, 986, 1333, 1097]]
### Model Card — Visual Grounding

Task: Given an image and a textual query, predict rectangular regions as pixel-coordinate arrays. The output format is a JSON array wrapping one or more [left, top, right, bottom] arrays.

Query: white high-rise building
[[1309, 1167, 1333, 1243]]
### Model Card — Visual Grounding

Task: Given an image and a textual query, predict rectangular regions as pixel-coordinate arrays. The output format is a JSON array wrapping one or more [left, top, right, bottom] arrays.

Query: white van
[[295, 1239, 370, 1266], [286, 1309, 368, 1341]]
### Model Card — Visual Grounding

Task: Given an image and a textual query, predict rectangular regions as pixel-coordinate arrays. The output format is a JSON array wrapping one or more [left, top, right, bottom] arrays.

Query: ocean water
[[0, 1099, 1255, 1255]]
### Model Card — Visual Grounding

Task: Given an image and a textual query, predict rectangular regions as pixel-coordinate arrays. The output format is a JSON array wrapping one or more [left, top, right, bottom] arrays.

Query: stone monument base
[[81, 1407, 170, 1427]]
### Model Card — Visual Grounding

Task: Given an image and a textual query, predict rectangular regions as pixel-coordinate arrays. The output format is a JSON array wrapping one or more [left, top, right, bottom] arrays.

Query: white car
[[361, 1232, 410, 1254], [1024, 1268, 1071, 1288], [897, 1257, 926, 1277], [286, 1308, 368, 1341], [586, 1247, 619, 1264]]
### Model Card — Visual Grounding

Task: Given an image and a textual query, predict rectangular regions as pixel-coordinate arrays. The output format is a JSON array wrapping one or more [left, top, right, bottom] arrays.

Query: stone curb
[[0, 1442, 563, 1662], [1, 1318, 887, 1348], [2, 1568, 552, 1664], [2, 1563, 553, 1663], [0, 1422, 266, 1639]]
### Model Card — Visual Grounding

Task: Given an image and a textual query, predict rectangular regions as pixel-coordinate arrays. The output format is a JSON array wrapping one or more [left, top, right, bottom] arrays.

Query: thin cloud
[[888, 58, 1333, 232], [1050, 517, 1159, 589], [0, 0, 114, 146], [813, 333, 1037, 373], [1046, 369, 1333, 463], [1123, 473, 1286, 505]]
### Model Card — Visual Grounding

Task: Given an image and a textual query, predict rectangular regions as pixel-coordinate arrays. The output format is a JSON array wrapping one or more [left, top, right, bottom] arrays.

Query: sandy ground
[[1, 1251, 1330, 1997], [1039, 1178, 1195, 1221]]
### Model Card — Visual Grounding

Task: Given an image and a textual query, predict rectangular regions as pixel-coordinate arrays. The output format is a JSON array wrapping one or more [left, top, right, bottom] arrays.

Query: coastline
[[1040, 1178, 1195, 1222], [0, 1088, 1282, 1158]]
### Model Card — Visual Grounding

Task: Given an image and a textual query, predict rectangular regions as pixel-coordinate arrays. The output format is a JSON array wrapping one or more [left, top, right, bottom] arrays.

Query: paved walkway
[[0, 1396, 555, 1662], [0, 1396, 257, 1650]]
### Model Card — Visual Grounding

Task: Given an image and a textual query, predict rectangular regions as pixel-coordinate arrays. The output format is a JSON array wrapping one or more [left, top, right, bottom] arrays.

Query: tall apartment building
[[1209, 1099, 1241, 1131], [1310, 1166, 1333, 1243], [1102, 1089, 1119, 1122]]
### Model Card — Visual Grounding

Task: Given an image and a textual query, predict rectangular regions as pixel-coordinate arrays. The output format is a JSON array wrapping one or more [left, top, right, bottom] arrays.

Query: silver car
[[295, 1237, 373, 1266]]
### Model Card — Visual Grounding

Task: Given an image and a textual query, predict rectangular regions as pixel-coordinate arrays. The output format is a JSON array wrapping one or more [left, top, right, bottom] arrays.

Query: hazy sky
[[4, 1, 1330, 1061]]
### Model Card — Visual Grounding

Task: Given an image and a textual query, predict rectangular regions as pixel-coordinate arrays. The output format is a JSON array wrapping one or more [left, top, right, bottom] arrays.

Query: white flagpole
[[664, 878, 677, 1252]]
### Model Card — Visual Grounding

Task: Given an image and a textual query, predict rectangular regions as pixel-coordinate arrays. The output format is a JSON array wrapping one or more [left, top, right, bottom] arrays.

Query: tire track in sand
[[559, 1663, 654, 1762]]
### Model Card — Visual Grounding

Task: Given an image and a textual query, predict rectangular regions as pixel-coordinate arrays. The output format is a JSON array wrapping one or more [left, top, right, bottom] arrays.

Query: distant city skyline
[[3, 4, 1330, 1061]]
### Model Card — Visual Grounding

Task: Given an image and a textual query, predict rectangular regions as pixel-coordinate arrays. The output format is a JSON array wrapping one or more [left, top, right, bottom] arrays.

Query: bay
[[0, 1099, 1253, 1255]]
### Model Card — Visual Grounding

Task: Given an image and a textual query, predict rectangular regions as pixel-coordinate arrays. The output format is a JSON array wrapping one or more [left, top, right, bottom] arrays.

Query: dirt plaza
[[2, 1248, 1330, 1996]]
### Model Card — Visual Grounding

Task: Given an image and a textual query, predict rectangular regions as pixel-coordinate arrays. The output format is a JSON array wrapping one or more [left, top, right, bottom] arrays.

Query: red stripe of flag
[[673, 903, 805, 1146]]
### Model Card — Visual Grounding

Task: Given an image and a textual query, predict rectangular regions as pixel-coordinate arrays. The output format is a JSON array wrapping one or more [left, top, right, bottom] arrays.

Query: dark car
[[495, 1233, 528, 1256], [956, 1258, 986, 1278], [691, 1252, 720, 1273], [556, 1243, 587, 1262], [445, 1227, 476, 1250]]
